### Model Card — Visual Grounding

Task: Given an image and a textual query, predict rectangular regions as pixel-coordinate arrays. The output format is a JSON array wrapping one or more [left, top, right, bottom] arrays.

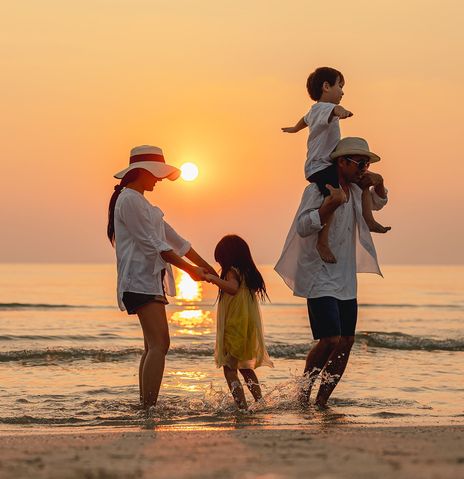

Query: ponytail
[[107, 168, 142, 246]]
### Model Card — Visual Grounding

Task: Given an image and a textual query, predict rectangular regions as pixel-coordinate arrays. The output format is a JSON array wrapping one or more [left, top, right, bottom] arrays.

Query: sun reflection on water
[[170, 309, 213, 336], [175, 269, 202, 302]]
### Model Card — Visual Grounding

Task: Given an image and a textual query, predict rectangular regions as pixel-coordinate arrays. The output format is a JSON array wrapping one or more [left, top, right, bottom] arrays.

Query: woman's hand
[[188, 266, 208, 282]]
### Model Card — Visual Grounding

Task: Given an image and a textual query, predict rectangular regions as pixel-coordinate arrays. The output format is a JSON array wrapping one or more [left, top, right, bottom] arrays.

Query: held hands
[[188, 266, 208, 282], [204, 273, 218, 284], [333, 105, 353, 119]]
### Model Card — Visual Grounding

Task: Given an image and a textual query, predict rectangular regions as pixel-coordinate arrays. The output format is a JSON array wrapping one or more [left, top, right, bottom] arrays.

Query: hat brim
[[330, 148, 380, 163], [114, 161, 181, 180]]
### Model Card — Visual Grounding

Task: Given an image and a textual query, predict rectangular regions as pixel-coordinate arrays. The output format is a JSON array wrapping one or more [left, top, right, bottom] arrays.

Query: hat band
[[129, 153, 165, 164]]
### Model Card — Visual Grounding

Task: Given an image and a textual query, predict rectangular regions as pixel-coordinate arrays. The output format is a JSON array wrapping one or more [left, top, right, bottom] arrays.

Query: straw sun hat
[[330, 137, 381, 163], [114, 145, 181, 180]]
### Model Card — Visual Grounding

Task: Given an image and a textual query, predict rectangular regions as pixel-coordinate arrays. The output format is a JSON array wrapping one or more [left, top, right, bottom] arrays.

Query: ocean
[[0, 264, 463, 433]]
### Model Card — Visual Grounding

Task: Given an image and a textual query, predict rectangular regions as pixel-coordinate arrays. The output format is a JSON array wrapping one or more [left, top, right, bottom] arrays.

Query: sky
[[1, 0, 463, 265]]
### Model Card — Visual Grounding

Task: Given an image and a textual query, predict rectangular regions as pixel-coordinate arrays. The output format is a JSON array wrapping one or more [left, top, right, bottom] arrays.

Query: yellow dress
[[215, 270, 274, 370]]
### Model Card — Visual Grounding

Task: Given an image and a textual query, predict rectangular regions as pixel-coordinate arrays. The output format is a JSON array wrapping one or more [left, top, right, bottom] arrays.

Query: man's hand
[[326, 184, 347, 204], [333, 105, 353, 119]]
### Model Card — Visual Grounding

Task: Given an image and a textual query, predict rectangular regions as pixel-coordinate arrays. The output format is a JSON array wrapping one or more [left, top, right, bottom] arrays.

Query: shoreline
[[1, 425, 463, 478]]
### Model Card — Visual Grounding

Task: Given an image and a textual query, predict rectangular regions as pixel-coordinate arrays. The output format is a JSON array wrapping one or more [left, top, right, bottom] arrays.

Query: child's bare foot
[[317, 243, 337, 263], [366, 220, 391, 234]]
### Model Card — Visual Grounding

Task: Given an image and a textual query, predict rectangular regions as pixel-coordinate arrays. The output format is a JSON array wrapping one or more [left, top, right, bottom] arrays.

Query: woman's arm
[[160, 250, 206, 281], [205, 270, 239, 296], [185, 247, 218, 277]]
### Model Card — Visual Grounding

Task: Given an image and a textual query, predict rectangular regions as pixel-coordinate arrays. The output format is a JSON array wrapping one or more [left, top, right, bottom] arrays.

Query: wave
[[1, 332, 463, 364], [2, 301, 463, 311], [357, 331, 464, 351], [0, 302, 114, 310]]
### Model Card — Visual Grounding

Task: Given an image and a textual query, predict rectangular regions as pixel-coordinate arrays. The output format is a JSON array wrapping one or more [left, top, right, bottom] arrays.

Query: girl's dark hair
[[107, 168, 143, 246], [214, 235, 269, 302], [306, 66, 344, 101]]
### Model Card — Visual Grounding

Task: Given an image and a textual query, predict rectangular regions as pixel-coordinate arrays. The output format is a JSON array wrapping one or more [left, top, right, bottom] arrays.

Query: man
[[275, 137, 388, 407]]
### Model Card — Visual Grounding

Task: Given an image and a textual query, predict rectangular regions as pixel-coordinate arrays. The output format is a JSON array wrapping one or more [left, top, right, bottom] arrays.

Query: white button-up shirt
[[304, 102, 340, 180], [275, 183, 387, 299], [114, 188, 191, 310]]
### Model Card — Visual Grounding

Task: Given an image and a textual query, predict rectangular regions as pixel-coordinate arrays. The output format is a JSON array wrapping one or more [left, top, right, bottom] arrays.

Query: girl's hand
[[205, 264, 219, 277], [204, 273, 218, 284]]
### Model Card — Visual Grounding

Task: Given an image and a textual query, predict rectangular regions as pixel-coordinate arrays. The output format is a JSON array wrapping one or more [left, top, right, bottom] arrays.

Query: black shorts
[[307, 296, 358, 339], [122, 292, 168, 315], [307, 163, 339, 197]]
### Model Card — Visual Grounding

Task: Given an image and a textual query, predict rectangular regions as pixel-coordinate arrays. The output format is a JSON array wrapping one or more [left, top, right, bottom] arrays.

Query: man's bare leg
[[315, 336, 355, 408], [299, 336, 341, 407], [239, 369, 262, 402], [362, 188, 391, 233]]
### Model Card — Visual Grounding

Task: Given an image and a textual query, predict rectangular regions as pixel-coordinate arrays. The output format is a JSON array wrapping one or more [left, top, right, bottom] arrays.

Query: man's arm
[[296, 185, 346, 237], [282, 116, 307, 133]]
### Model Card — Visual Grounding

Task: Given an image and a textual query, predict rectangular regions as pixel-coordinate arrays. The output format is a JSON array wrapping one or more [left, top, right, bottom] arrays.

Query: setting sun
[[180, 162, 199, 181], [175, 269, 202, 302]]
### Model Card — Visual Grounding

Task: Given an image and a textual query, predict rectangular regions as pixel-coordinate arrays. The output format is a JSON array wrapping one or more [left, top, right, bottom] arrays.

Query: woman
[[108, 145, 216, 408]]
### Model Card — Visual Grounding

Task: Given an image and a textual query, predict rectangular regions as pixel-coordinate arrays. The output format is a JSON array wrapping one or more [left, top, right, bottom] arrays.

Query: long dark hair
[[214, 235, 269, 302], [107, 168, 143, 246]]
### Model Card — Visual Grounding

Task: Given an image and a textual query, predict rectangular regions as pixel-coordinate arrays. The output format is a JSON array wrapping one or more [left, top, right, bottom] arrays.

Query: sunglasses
[[345, 156, 370, 170]]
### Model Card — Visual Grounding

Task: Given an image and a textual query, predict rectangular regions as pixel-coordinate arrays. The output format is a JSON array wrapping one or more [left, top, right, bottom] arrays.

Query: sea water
[[0, 264, 463, 432]]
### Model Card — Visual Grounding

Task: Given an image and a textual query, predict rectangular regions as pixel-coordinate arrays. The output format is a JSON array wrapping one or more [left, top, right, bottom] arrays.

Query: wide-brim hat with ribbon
[[114, 145, 181, 180], [330, 137, 380, 163]]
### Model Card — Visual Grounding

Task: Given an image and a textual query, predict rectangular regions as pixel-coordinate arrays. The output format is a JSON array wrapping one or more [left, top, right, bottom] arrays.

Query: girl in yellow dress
[[205, 235, 273, 410]]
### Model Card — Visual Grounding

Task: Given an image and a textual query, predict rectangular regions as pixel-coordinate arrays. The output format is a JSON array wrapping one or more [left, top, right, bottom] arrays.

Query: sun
[[180, 162, 199, 181]]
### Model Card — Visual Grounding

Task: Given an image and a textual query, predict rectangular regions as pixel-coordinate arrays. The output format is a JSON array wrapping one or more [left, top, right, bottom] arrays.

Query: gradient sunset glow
[[1, 1, 463, 264]]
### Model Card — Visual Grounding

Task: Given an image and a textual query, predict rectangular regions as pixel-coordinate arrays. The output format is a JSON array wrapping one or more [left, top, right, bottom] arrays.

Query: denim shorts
[[122, 291, 168, 315], [307, 296, 358, 339]]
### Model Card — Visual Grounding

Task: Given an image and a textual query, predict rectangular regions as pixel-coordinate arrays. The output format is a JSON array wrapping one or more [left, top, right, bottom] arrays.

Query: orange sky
[[1, 0, 463, 264]]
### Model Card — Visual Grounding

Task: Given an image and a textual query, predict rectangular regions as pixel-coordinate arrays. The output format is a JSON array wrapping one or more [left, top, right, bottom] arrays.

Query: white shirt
[[304, 102, 340, 180], [114, 188, 191, 310], [308, 193, 357, 299], [275, 183, 388, 300]]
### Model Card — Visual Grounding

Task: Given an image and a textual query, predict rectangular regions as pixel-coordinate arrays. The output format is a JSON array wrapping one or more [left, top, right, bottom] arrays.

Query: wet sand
[[0, 425, 463, 478]]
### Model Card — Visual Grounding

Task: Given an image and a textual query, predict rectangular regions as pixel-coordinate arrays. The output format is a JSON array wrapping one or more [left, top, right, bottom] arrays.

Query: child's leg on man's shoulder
[[239, 369, 262, 402], [223, 365, 247, 409], [309, 164, 343, 264], [360, 186, 391, 234]]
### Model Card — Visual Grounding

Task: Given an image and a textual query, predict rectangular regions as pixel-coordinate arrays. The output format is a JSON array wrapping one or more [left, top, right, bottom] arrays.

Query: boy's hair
[[306, 67, 344, 101]]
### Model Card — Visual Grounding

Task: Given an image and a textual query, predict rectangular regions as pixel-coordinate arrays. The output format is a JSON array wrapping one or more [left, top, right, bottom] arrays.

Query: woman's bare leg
[[361, 188, 391, 233], [139, 338, 148, 404], [239, 369, 262, 401], [137, 302, 170, 409], [223, 366, 247, 409]]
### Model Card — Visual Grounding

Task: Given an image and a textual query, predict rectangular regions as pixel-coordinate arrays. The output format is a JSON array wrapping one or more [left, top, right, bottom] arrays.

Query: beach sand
[[1, 426, 463, 479]]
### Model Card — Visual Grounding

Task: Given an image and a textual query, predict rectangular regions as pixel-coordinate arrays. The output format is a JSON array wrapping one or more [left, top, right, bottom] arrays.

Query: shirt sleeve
[[370, 187, 388, 211], [118, 195, 172, 257], [164, 221, 191, 257], [296, 209, 323, 237], [295, 185, 324, 237], [305, 102, 336, 132]]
